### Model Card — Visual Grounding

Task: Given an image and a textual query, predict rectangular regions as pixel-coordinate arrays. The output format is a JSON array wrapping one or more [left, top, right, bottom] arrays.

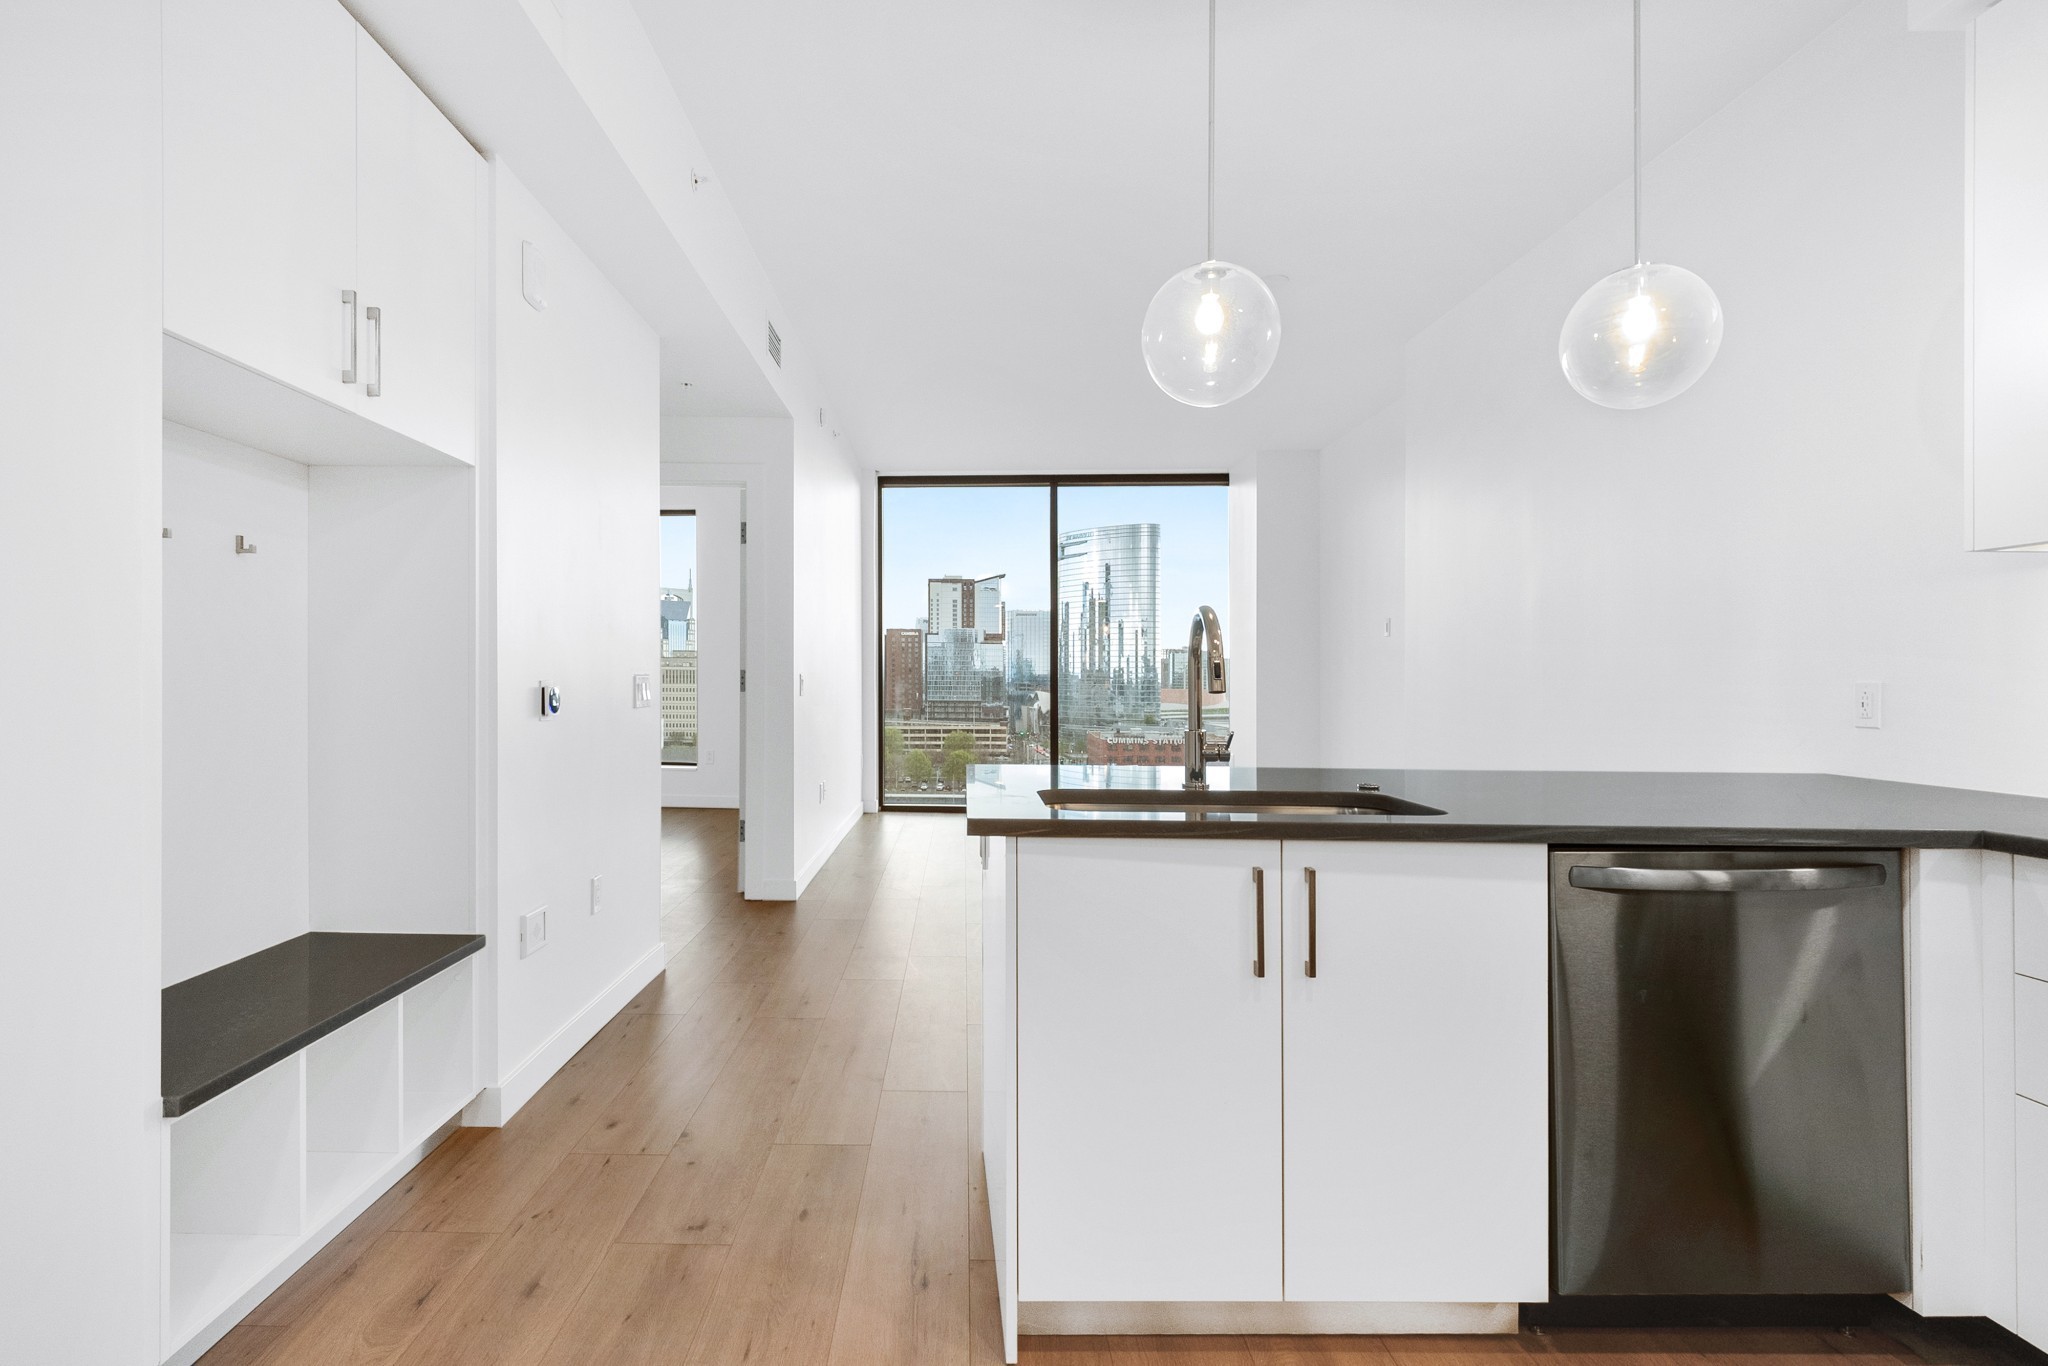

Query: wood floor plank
[[757, 918, 865, 1019], [577, 981, 767, 1155], [909, 897, 968, 957], [1246, 1339, 1398, 1365], [199, 1325, 287, 1365], [826, 1090, 971, 1366], [1020, 1337, 1120, 1364], [616, 1014, 823, 1244], [632, 923, 750, 1012], [884, 954, 969, 1091], [1110, 1336, 1257, 1365], [253, 1231, 491, 1366], [395, 1013, 678, 1233], [1526, 1329, 1700, 1366], [780, 978, 906, 1145], [535, 1243, 728, 1366], [392, 1152, 661, 1366], [684, 1143, 871, 1366], [1381, 1337, 1537, 1366], [245, 1128, 484, 1325]]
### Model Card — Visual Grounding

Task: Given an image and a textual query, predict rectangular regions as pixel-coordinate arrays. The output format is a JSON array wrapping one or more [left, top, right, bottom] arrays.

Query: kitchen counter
[[964, 764, 2048, 858]]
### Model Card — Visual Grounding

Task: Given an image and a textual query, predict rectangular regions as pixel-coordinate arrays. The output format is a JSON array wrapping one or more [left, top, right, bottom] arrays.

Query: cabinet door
[[355, 27, 480, 463], [2019, 1097, 2048, 1347], [1972, 0, 2048, 550], [1016, 838, 1282, 1302], [165, 0, 357, 403], [1281, 842, 1549, 1303]]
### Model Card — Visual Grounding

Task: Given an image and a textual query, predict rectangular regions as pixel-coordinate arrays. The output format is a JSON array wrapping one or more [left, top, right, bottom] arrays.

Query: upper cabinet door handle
[[1252, 867, 1266, 979], [1303, 867, 1318, 978], [341, 289, 358, 384], [364, 305, 383, 398]]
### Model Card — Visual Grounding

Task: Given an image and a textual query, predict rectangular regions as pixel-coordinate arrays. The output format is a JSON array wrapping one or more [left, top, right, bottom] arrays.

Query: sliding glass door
[[877, 476, 1229, 810]]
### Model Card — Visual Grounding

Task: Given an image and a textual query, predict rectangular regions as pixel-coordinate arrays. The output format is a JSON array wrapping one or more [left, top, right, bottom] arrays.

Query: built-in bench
[[159, 931, 483, 1365]]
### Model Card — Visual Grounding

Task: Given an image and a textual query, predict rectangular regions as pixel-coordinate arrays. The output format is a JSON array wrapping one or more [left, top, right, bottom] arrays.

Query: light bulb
[[1141, 260, 1281, 407], [1559, 261, 1723, 409]]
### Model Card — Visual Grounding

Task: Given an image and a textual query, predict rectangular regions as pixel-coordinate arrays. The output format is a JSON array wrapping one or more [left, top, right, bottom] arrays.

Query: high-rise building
[[924, 573, 1008, 726], [1008, 608, 1051, 688], [1057, 523, 1161, 744], [660, 576, 694, 651], [926, 575, 976, 632], [883, 628, 923, 719], [660, 647, 698, 762]]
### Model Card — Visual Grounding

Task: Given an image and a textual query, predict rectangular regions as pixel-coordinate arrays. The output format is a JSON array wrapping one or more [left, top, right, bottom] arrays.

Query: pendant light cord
[[1207, 0, 1217, 262], [1632, 0, 1643, 265]]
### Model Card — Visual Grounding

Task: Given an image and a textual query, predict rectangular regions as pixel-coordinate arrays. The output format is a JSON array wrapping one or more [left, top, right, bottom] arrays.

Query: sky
[[879, 483, 1230, 646]]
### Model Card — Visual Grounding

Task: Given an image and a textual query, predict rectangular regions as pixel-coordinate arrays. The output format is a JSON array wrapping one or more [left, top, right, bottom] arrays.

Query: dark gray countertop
[[162, 931, 484, 1117], [963, 765, 2048, 859]]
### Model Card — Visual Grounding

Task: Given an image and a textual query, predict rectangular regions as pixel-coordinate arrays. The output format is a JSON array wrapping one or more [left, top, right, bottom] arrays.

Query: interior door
[[354, 26, 480, 462], [1017, 837, 1282, 1302], [1281, 841, 1549, 1303], [164, 0, 357, 402]]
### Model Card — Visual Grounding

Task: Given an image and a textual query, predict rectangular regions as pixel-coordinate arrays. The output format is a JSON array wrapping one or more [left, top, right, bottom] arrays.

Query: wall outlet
[[520, 906, 548, 957], [1854, 681, 1883, 729], [590, 874, 603, 915], [632, 674, 651, 708]]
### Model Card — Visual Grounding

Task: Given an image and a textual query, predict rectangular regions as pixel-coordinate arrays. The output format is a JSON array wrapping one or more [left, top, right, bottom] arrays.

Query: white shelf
[[306, 1148, 394, 1229]]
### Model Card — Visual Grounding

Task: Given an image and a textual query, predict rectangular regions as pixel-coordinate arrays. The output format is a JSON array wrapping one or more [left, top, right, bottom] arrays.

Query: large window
[[660, 511, 698, 765], [877, 476, 1229, 809]]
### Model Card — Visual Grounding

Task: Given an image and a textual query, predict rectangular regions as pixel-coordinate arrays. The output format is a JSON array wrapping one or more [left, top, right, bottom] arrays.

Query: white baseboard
[[1017, 1301, 1517, 1336], [748, 802, 863, 902], [466, 942, 665, 1126]]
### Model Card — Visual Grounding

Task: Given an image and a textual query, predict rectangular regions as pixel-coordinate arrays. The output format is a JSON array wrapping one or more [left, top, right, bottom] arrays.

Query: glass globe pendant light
[[1559, 0, 1723, 409], [1141, 0, 1280, 407]]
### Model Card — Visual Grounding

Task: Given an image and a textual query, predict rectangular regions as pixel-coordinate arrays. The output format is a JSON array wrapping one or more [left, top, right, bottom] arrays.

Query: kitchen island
[[966, 765, 2048, 1362]]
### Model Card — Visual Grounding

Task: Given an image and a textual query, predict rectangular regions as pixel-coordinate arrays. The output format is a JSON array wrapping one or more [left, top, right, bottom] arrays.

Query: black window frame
[[875, 473, 1230, 812]]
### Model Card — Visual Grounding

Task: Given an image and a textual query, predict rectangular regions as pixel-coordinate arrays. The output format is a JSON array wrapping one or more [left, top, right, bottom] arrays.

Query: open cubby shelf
[[160, 948, 477, 1364]]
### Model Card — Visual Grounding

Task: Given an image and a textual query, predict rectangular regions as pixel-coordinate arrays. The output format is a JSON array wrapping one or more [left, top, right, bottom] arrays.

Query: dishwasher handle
[[1568, 863, 1887, 894]]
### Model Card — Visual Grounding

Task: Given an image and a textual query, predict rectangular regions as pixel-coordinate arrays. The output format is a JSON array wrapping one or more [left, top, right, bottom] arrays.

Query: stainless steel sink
[[1035, 787, 1446, 817]]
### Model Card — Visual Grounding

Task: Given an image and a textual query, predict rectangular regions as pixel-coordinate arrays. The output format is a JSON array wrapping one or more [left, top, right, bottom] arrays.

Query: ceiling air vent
[[766, 319, 782, 367]]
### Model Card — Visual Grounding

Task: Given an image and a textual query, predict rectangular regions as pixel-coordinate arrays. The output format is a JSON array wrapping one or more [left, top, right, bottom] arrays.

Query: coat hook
[[235, 535, 258, 555]]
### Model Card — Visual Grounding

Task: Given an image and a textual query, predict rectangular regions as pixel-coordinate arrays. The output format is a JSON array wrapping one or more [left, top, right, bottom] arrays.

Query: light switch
[[520, 906, 548, 957], [590, 874, 603, 915], [632, 673, 652, 708]]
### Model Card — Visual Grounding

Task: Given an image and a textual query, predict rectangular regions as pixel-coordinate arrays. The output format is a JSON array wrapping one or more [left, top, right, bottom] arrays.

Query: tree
[[883, 726, 905, 759], [904, 750, 934, 786], [943, 730, 975, 754], [942, 747, 972, 787]]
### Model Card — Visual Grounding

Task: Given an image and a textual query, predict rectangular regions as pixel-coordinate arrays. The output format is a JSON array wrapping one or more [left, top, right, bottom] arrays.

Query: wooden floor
[[202, 809, 2036, 1366]]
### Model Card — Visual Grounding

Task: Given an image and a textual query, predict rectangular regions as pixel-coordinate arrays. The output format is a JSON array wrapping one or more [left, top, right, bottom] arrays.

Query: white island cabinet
[[986, 835, 1548, 1356]]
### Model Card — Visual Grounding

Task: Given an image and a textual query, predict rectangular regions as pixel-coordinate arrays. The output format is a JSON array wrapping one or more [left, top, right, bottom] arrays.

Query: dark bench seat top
[[162, 931, 484, 1117]]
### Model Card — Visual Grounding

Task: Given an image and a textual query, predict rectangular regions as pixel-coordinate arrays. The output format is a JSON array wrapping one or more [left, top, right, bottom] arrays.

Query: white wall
[[163, 424, 311, 983], [1236, 451, 1324, 767], [661, 483, 743, 807], [1318, 1, 2048, 797], [1316, 405, 1407, 765], [488, 160, 663, 1114], [0, 1, 163, 1357], [791, 421, 865, 887], [309, 464, 476, 936]]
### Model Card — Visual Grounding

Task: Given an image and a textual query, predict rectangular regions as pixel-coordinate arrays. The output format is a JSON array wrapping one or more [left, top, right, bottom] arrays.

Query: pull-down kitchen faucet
[[1184, 605, 1233, 789]]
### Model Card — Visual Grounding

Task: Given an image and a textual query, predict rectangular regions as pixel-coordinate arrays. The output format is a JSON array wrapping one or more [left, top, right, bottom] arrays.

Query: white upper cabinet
[[1970, 0, 2048, 551], [165, 0, 357, 408], [354, 30, 480, 464], [164, 0, 479, 464], [1015, 838, 1284, 1303], [1280, 842, 1550, 1304]]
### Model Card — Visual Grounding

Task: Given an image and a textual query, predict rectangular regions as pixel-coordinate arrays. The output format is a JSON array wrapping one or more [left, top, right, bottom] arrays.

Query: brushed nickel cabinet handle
[[341, 289, 358, 384], [1303, 867, 1318, 978], [1252, 866, 1266, 979], [364, 305, 383, 397]]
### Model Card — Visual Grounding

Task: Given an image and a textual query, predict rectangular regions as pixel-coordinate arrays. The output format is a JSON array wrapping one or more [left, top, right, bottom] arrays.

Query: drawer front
[[2019, 857, 2048, 983], [2020, 975, 2048, 1106], [2020, 1097, 2048, 1347]]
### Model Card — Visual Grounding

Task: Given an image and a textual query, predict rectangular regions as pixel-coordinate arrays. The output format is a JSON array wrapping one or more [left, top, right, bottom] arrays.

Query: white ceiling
[[633, 0, 1863, 471]]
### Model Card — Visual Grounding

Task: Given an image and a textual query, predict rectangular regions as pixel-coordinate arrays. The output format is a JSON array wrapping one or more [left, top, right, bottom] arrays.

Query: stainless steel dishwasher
[[1549, 848, 1909, 1297]]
